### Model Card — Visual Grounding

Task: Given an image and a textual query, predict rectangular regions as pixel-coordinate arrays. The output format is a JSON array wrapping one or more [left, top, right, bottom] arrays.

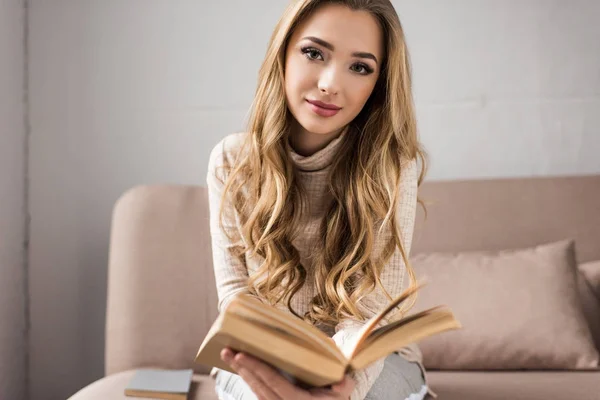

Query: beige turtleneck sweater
[[206, 130, 430, 400]]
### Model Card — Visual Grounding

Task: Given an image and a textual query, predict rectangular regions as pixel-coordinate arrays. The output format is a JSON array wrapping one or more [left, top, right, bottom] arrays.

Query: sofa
[[69, 174, 600, 399]]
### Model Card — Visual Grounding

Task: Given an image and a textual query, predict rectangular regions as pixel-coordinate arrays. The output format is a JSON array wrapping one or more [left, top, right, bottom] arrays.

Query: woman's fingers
[[330, 375, 356, 398], [310, 376, 355, 399], [221, 348, 280, 400], [221, 349, 290, 400], [220, 348, 235, 363], [236, 365, 280, 400], [311, 376, 356, 399], [233, 352, 303, 399], [220, 348, 355, 400]]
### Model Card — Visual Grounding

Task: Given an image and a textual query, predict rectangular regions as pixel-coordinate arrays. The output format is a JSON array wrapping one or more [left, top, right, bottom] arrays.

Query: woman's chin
[[297, 120, 344, 136]]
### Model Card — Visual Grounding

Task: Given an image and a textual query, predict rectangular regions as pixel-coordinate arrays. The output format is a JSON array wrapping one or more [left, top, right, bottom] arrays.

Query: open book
[[194, 283, 461, 388]]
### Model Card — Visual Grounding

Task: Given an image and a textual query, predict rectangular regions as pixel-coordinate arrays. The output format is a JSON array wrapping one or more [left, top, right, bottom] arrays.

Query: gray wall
[[0, 0, 27, 399], [27, 1, 600, 399]]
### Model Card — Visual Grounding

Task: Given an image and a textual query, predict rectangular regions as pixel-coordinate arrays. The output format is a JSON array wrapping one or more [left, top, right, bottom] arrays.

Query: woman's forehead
[[290, 4, 383, 60]]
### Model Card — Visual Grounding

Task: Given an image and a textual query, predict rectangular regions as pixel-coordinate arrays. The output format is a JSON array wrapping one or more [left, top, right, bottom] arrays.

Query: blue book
[[125, 368, 193, 400]]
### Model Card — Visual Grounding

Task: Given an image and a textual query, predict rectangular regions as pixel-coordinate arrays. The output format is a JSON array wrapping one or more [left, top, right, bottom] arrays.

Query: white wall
[[404, 1, 600, 178], [0, 0, 27, 399], [28, 1, 600, 399]]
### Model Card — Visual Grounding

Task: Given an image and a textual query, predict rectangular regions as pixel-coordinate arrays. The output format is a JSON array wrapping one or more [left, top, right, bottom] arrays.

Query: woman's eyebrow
[[301, 36, 378, 64]]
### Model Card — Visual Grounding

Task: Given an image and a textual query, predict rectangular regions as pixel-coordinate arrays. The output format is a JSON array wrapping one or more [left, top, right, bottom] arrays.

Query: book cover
[[125, 368, 193, 400]]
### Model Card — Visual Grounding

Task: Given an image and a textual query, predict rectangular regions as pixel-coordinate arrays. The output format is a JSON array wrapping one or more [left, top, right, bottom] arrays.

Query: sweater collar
[[289, 128, 348, 172]]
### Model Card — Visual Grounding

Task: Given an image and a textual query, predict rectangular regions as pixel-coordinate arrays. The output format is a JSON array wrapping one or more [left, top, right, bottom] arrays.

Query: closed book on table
[[124, 368, 193, 400]]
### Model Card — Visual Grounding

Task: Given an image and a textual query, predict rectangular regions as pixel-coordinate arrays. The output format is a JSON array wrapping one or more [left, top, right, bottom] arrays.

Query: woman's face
[[284, 4, 383, 141]]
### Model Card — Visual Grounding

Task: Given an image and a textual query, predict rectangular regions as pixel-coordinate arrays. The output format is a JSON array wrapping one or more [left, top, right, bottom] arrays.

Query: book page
[[230, 295, 347, 364], [349, 307, 461, 371], [363, 306, 445, 345], [340, 282, 424, 360]]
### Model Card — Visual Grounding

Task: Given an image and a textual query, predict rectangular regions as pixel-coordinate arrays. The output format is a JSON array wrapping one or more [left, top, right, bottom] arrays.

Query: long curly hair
[[216, 0, 427, 327]]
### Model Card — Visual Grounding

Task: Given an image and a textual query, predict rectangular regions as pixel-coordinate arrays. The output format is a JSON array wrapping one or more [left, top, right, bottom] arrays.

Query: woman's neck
[[288, 121, 347, 157]]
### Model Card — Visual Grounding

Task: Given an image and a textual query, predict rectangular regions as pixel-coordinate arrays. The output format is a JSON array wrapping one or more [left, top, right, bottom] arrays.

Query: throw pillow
[[410, 240, 599, 370], [580, 260, 600, 301], [578, 262, 600, 351]]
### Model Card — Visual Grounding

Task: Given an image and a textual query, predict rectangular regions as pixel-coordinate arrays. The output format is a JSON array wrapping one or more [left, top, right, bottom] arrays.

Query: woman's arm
[[206, 137, 252, 312], [332, 157, 419, 400]]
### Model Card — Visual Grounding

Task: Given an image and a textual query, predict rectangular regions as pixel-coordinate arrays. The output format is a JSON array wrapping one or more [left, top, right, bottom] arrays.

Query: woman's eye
[[351, 63, 373, 75], [301, 47, 323, 61]]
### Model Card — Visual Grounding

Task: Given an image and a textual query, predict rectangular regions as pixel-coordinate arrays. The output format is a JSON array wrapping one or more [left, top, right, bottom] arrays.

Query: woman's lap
[[363, 353, 427, 400], [213, 353, 427, 400]]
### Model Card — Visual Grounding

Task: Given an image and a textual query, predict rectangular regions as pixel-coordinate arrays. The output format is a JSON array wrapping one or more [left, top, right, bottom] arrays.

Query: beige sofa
[[69, 175, 600, 400]]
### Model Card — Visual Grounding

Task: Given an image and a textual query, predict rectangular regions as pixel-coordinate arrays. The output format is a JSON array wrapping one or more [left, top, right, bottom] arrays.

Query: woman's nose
[[317, 66, 341, 96]]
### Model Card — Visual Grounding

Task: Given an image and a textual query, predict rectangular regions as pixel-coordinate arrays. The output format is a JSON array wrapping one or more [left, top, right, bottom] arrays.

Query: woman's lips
[[306, 99, 341, 117]]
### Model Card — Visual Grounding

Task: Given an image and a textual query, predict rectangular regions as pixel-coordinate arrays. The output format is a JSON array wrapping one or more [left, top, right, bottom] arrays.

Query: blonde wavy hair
[[217, 0, 427, 327]]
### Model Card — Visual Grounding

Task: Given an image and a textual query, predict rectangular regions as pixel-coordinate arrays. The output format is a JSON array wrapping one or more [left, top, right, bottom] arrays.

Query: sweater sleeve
[[332, 158, 419, 400], [206, 138, 251, 312]]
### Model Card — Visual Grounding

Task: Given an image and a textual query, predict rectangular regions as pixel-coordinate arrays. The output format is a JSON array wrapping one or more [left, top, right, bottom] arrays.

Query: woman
[[206, 1, 429, 399]]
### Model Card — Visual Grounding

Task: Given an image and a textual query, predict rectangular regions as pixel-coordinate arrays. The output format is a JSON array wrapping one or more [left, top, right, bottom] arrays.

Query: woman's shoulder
[[401, 156, 417, 169], [400, 156, 418, 183], [208, 132, 250, 172]]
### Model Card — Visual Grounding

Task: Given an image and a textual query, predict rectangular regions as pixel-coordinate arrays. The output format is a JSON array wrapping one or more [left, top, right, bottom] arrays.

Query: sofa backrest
[[412, 174, 600, 263], [104, 175, 600, 375], [104, 185, 217, 375]]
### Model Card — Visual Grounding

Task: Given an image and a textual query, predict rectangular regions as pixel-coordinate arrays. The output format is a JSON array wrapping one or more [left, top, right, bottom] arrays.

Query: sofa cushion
[[427, 370, 600, 400], [67, 370, 218, 400], [580, 260, 600, 300], [578, 266, 600, 351], [411, 240, 599, 370]]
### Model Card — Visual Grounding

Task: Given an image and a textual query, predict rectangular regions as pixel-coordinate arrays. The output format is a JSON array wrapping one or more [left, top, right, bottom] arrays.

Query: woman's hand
[[220, 347, 355, 400]]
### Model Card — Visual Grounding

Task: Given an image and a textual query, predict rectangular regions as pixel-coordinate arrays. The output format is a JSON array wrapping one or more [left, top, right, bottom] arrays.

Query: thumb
[[331, 374, 355, 394]]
